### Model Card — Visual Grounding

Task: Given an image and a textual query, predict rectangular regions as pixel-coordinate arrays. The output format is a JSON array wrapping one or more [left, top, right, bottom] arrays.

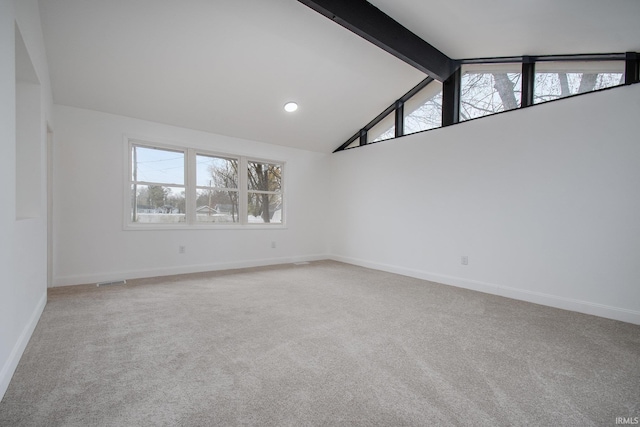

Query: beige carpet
[[1, 260, 638, 426]]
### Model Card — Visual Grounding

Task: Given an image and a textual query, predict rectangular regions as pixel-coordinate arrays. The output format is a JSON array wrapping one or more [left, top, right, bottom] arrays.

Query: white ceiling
[[373, 0, 640, 59], [39, 0, 640, 153]]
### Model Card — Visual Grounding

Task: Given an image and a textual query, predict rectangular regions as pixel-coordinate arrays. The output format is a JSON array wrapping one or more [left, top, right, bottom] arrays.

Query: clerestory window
[[336, 54, 635, 152], [460, 63, 522, 121], [534, 61, 625, 104], [403, 81, 443, 135]]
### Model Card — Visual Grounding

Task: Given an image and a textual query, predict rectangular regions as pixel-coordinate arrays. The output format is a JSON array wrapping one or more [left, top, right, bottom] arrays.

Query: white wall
[[0, 0, 53, 400], [329, 84, 640, 325], [53, 105, 329, 286], [2, 2, 637, 404]]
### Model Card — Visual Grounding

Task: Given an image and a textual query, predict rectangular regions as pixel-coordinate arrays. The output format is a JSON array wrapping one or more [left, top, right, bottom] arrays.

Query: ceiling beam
[[298, 0, 455, 81]]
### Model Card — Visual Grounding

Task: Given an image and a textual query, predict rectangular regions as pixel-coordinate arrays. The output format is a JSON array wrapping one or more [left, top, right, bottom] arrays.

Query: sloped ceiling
[[39, 0, 640, 153], [373, 0, 640, 59]]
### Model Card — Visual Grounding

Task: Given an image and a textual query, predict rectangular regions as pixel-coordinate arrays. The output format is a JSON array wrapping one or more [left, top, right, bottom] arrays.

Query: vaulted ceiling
[[38, 0, 640, 153]]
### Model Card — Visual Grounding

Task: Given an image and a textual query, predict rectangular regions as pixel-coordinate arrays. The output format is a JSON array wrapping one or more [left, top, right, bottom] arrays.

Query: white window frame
[[191, 152, 241, 225], [124, 137, 286, 230], [246, 159, 285, 225]]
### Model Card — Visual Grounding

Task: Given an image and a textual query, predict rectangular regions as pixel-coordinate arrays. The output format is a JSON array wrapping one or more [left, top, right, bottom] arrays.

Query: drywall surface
[[329, 84, 640, 324], [0, 0, 52, 400], [53, 105, 329, 286]]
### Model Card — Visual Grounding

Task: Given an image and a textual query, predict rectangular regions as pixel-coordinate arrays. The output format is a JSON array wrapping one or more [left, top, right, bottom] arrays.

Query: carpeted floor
[[1, 260, 639, 426]]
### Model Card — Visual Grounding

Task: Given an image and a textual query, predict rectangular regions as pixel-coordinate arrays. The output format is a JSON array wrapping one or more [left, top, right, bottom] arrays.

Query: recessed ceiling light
[[284, 102, 298, 113]]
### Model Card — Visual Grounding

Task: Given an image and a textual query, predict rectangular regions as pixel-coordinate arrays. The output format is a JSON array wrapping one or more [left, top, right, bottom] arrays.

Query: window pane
[[195, 189, 239, 223], [131, 184, 185, 223], [248, 193, 282, 224], [460, 63, 522, 121], [534, 61, 625, 104], [196, 154, 238, 188], [404, 81, 443, 135], [132, 145, 184, 185], [344, 138, 361, 150], [248, 162, 282, 192], [369, 112, 395, 143]]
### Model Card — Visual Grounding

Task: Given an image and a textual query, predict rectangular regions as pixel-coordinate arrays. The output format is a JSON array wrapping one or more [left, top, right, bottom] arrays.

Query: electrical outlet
[[179, 246, 186, 254], [461, 256, 468, 265]]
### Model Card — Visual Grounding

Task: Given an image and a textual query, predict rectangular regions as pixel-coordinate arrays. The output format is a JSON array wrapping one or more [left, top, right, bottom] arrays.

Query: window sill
[[124, 223, 288, 231]]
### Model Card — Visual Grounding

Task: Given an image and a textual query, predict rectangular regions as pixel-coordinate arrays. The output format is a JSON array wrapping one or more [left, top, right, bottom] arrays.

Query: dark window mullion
[[359, 129, 367, 146], [521, 57, 535, 108], [394, 100, 404, 138], [442, 66, 461, 126], [625, 52, 639, 85]]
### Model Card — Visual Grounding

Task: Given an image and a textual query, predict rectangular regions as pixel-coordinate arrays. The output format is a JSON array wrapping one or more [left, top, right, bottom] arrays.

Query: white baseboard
[[52, 254, 329, 287], [330, 255, 640, 325], [0, 290, 47, 401], [52, 253, 640, 325]]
